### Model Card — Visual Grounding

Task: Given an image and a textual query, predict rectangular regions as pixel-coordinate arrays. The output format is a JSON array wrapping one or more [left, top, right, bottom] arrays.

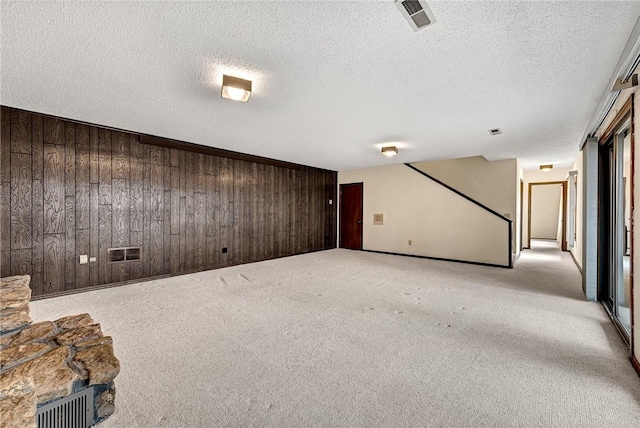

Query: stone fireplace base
[[0, 276, 120, 427]]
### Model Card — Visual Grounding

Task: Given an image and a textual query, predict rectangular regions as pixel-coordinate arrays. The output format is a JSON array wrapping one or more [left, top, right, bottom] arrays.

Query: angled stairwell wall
[[411, 156, 519, 254], [338, 162, 512, 267]]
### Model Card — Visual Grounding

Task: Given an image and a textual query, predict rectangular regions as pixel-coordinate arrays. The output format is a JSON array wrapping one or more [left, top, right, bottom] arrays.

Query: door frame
[[597, 95, 634, 349], [527, 181, 568, 251], [520, 179, 524, 252], [339, 182, 364, 250]]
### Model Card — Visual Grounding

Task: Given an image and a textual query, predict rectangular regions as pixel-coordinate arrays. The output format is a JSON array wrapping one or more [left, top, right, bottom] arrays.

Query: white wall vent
[[395, 0, 436, 32]]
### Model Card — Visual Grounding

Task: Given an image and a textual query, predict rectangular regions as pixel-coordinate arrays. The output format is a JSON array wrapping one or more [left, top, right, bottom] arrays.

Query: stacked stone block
[[0, 275, 120, 427]]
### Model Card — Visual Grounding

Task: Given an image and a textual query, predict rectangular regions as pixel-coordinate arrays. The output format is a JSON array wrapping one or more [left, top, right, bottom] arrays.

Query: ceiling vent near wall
[[395, 0, 436, 31]]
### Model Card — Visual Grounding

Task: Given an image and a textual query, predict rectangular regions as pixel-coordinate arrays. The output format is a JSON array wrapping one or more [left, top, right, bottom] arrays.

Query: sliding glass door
[[601, 122, 632, 337]]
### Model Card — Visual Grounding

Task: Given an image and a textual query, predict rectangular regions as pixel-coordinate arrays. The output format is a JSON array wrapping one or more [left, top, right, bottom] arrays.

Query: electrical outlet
[[222, 247, 228, 254], [89, 257, 97, 262], [329, 199, 333, 205], [408, 240, 412, 245], [79, 255, 88, 264]]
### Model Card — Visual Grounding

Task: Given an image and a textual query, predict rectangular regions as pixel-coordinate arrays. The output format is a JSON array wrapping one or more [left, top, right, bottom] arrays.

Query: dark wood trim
[[562, 182, 568, 251], [140, 134, 308, 170], [508, 220, 513, 268], [31, 248, 333, 301], [361, 249, 511, 269], [630, 94, 636, 361], [359, 184, 363, 251], [30, 273, 170, 301], [600, 96, 633, 145], [0, 104, 140, 136], [520, 179, 524, 252], [404, 164, 512, 223], [631, 355, 640, 378], [527, 181, 567, 250], [0, 104, 319, 171], [598, 141, 609, 304]]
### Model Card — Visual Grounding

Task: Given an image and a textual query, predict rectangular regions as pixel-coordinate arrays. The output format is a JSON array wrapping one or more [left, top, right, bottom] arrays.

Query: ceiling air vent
[[489, 128, 503, 136], [395, 0, 436, 31]]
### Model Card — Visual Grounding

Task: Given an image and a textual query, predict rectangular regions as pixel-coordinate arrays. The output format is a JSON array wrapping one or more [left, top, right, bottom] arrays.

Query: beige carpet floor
[[31, 241, 640, 427]]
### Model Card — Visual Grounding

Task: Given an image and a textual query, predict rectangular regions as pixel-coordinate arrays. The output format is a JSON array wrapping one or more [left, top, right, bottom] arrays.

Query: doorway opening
[[527, 181, 567, 251]]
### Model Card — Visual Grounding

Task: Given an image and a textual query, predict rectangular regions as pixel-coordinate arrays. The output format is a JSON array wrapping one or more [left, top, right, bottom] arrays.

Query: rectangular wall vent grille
[[108, 247, 141, 263], [36, 387, 94, 428], [125, 247, 140, 261], [109, 249, 125, 263]]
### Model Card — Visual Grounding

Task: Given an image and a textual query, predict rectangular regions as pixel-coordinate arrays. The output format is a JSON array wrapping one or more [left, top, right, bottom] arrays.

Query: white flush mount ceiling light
[[395, 0, 436, 32], [221, 74, 252, 102], [539, 164, 553, 172], [381, 146, 399, 157]]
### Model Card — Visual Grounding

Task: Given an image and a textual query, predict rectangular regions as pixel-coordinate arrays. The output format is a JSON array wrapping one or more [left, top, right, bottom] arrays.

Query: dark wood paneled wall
[[0, 107, 337, 297]]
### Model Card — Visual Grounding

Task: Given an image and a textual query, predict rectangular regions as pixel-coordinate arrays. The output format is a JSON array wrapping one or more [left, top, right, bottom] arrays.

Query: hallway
[[515, 239, 581, 299], [30, 246, 640, 427]]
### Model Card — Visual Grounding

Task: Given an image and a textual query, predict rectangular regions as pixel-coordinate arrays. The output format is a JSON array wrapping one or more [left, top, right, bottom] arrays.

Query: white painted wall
[[338, 164, 511, 266], [530, 184, 562, 239], [570, 155, 582, 269], [412, 156, 517, 219], [624, 134, 632, 255], [556, 187, 564, 243], [412, 156, 518, 256]]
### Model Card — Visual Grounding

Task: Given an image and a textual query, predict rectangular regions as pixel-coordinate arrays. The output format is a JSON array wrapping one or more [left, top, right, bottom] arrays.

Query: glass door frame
[[597, 95, 634, 347]]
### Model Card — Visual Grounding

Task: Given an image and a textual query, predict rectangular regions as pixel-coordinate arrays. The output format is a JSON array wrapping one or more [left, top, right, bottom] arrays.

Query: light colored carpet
[[31, 242, 640, 427]]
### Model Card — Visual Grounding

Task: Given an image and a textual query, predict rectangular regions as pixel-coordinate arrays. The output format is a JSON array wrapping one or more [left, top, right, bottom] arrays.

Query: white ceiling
[[2, 1, 640, 171]]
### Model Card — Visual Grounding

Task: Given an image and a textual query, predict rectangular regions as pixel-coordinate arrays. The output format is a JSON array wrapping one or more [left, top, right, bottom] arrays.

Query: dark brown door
[[340, 183, 363, 250]]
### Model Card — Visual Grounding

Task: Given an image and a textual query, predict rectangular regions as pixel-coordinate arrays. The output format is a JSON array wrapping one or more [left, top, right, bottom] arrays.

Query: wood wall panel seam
[[32, 114, 44, 180], [44, 117, 64, 145], [10, 152, 32, 250], [10, 110, 32, 154], [43, 144, 65, 235], [65, 196, 76, 288]]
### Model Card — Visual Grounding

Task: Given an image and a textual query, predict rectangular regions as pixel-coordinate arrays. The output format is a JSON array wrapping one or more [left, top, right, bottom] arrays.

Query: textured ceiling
[[2, 1, 640, 171]]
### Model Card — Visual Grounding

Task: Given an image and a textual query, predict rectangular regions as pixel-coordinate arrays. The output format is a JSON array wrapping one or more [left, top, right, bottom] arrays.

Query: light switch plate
[[79, 255, 88, 264]]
